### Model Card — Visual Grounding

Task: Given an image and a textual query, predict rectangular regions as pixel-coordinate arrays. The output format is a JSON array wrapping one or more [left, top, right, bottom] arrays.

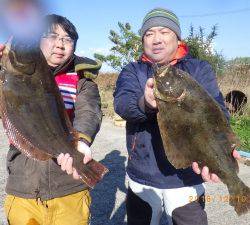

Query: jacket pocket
[[6, 146, 21, 174]]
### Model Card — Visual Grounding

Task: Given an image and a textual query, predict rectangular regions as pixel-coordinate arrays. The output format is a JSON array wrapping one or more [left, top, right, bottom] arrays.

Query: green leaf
[[94, 22, 142, 71]]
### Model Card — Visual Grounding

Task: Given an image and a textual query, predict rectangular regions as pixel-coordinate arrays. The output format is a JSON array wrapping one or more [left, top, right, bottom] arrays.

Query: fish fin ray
[[79, 160, 109, 188], [72, 152, 109, 188], [2, 112, 51, 161]]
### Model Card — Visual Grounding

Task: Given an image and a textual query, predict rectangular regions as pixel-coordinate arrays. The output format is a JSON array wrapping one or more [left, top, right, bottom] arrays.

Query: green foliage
[[96, 22, 225, 73], [94, 22, 142, 71], [184, 25, 226, 75], [230, 115, 250, 152]]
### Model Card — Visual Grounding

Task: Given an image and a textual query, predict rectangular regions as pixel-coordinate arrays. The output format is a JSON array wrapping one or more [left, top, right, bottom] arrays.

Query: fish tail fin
[[72, 156, 109, 188], [228, 179, 250, 215], [81, 160, 109, 188]]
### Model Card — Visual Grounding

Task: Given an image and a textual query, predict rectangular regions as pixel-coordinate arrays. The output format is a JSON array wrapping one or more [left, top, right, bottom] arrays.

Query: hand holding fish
[[57, 141, 92, 180], [152, 65, 250, 215], [192, 149, 241, 183], [145, 77, 240, 183], [145, 78, 157, 109], [0, 38, 108, 188]]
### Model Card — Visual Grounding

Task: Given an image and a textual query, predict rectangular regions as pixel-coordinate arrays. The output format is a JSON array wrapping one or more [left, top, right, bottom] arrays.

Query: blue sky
[[1, 0, 250, 71]]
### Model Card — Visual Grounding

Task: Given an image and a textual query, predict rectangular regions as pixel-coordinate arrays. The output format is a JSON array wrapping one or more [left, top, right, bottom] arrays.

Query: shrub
[[230, 115, 250, 152]]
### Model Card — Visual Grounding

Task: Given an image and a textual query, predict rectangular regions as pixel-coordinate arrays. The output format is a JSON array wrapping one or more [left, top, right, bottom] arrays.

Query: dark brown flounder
[[0, 39, 108, 188], [153, 65, 249, 215]]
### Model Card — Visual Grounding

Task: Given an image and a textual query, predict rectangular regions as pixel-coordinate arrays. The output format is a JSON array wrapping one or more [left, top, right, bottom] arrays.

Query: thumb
[[232, 149, 240, 159], [146, 78, 154, 88]]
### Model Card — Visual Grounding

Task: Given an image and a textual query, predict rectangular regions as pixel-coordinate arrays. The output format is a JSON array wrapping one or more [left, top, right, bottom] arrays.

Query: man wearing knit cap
[[114, 7, 239, 225]]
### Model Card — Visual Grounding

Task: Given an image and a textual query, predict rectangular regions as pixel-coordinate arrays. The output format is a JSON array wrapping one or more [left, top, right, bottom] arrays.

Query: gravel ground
[[0, 117, 249, 224]]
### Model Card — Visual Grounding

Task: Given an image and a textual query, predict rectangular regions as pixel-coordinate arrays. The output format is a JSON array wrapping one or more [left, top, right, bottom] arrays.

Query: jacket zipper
[[131, 133, 137, 151]]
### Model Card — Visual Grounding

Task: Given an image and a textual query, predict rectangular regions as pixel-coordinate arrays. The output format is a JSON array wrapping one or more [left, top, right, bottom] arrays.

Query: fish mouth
[[153, 78, 168, 101], [154, 65, 169, 78], [153, 68, 170, 101]]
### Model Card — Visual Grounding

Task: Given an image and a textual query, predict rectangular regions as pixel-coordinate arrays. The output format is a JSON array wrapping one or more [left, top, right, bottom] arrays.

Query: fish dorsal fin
[[1, 108, 51, 161]]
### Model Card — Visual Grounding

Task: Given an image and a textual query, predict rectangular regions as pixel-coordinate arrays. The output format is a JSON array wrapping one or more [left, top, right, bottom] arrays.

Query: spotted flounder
[[0, 39, 108, 188], [153, 65, 249, 215]]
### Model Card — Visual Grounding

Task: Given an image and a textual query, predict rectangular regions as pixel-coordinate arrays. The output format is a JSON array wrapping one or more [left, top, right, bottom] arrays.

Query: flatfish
[[0, 39, 108, 188], [153, 65, 249, 215]]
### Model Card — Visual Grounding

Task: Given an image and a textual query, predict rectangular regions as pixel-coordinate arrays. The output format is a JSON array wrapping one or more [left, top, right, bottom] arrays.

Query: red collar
[[141, 42, 188, 65]]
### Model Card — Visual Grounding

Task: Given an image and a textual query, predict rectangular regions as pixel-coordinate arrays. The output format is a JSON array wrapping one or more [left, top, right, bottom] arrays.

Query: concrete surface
[[0, 117, 249, 224]]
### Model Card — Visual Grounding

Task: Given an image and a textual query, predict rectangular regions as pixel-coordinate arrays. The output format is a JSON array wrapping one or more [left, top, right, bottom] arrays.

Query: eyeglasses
[[42, 33, 74, 46]]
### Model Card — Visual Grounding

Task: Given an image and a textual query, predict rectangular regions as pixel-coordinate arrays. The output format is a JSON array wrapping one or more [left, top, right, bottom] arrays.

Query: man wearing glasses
[[0, 14, 102, 224]]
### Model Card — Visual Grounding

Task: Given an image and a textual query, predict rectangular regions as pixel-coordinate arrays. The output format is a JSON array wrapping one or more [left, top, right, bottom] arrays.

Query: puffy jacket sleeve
[[114, 64, 154, 123], [73, 78, 102, 145], [197, 61, 230, 120]]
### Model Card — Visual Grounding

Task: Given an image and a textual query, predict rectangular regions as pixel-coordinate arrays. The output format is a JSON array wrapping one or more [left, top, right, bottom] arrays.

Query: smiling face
[[40, 24, 74, 67], [143, 26, 180, 65]]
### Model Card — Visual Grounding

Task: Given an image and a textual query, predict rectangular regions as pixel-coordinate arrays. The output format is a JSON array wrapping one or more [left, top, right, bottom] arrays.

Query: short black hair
[[44, 14, 79, 49]]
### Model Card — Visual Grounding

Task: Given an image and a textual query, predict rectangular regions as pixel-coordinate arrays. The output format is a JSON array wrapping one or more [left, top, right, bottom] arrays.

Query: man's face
[[40, 25, 74, 67], [143, 26, 179, 65]]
